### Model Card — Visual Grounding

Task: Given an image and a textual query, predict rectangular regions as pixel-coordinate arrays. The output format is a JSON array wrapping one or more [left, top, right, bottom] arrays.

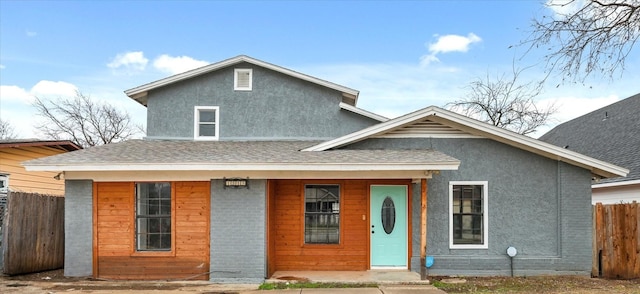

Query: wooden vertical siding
[[270, 179, 410, 271], [0, 146, 68, 195], [95, 181, 210, 280], [2, 192, 64, 275], [593, 202, 640, 279]]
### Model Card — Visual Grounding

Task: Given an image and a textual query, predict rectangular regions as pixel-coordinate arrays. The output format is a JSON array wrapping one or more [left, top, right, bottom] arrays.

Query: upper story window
[[194, 106, 219, 141], [234, 68, 252, 91], [449, 181, 488, 249]]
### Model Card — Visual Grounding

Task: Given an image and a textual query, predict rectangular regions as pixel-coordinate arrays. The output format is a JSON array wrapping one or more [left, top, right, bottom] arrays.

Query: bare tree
[[524, 0, 640, 82], [446, 67, 557, 135], [33, 91, 141, 147], [0, 118, 17, 139]]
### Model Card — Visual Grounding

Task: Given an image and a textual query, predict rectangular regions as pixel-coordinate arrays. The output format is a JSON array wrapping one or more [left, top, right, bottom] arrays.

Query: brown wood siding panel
[[95, 181, 210, 280], [97, 256, 207, 280], [272, 180, 369, 271], [0, 146, 68, 195]]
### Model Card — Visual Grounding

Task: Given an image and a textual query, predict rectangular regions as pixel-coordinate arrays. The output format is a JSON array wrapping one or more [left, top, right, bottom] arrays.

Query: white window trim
[[194, 106, 220, 141], [449, 181, 489, 249], [234, 68, 253, 91]]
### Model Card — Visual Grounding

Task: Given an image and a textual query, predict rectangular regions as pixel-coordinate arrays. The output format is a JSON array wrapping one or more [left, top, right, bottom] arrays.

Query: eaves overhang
[[24, 161, 460, 173], [592, 179, 640, 189]]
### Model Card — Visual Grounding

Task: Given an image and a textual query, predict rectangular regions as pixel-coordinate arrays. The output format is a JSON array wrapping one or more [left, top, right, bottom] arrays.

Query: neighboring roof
[[540, 93, 640, 184], [125, 55, 360, 107], [23, 140, 460, 172], [303, 105, 629, 179], [0, 139, 82, 152]]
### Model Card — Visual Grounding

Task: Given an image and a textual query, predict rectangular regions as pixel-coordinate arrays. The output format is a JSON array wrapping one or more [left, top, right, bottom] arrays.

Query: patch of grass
[[258, 282, 378, 290], [430, 280, 446, 288]]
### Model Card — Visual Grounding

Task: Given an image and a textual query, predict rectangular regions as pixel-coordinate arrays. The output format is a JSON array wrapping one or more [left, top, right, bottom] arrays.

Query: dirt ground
[[430, 275, 640, 293], [1, 269, 640, 293], [0, 269, 257, 293]]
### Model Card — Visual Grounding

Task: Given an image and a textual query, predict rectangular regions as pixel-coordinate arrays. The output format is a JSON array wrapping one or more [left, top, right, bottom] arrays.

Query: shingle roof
[[540, 93, 640, 183], [23, 140, 459, 171]]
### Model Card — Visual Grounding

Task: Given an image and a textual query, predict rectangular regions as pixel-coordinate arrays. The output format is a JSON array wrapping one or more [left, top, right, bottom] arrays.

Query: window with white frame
[[449, 181, 488, 249], [234, 68, 252, 91], [194, 106, 219, 140]]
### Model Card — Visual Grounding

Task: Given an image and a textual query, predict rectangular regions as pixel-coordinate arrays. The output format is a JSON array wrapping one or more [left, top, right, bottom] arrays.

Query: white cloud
[[429, 33, 482, 54], [26, 30, 37, 37], [31, 80, 78, 98], [153, 54, 209, 75], [0, 85, 33, 103], [421, 33, 482, 66], [546, 0, 585, 16], [0, 81, 80, 139], [107, 51, 148, 73], [0, 64, 5, 69]]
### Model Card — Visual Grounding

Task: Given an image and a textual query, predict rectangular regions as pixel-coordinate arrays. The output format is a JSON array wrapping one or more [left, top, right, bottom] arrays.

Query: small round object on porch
[[507, 246, 517, 257], [426, 256, 434, 268]]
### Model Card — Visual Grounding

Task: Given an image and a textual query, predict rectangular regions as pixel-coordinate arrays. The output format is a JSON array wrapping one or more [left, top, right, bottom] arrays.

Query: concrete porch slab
[[267, 270, 430, 285]]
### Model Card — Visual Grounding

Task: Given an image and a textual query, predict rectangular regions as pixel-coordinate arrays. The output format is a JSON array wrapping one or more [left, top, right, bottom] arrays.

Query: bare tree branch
[[446, 66, 557, 135], [0, 118, 17, 140], [33, 91, 142, 147], [522, 0, 640, 83]]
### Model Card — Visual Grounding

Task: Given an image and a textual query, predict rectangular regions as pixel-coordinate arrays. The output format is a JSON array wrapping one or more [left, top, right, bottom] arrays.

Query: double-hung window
[[194, 106, 219, 140], [449, 181, 488, 249], [304, 184, 340, 244], [135, 182, 172, 251]]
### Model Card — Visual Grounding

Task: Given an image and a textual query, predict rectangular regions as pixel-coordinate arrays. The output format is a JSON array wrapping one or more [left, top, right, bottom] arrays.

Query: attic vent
[[234, 68, 252, 91]]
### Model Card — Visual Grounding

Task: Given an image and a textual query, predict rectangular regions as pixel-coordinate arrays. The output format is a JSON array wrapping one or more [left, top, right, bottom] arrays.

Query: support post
[[420, 178, 428, 280]]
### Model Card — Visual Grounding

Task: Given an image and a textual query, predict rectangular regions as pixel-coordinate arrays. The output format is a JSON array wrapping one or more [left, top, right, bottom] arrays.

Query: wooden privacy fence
[[592, 202, 640, 279], [1, 192, 64, 275]]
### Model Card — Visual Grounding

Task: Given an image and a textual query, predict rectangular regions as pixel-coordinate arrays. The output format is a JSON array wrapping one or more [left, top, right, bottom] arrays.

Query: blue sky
[[1, 0, 638, 139]]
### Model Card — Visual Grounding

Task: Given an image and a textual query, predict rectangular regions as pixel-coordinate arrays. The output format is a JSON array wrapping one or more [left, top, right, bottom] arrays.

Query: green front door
[[370, 185, 407, 268]]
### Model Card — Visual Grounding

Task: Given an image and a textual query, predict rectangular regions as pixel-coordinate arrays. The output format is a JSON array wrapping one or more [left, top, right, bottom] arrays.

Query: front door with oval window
[[370, 185, 407, 268]]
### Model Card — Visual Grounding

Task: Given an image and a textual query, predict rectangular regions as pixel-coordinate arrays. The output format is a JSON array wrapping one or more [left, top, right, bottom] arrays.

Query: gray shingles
[[540, 93, 640, 183], [24, 140, 459, 167]]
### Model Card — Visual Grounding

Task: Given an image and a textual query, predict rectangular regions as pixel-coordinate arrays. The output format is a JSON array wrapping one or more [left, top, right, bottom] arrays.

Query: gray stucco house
[[540, 93, 639, 204], [24, 55, 628, 282]]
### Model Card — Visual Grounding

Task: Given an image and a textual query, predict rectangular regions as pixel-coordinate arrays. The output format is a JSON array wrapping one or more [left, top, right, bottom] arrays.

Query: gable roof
[[125, 55, 360, 107], [540, 93, 640, 184], [0, 139, 82, 152], [303, 105, 629, 179]]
